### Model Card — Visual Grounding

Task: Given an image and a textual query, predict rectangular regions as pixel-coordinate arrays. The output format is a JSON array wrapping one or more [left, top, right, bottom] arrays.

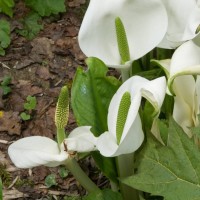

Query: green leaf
[[0, 0, 14, 17], [20, 112, 31, 121], [58, 166, 69, 178], [1, 76, 11, 86], [0, 19, 11, 56], [72, 57, 121, 135], [1, 85, 11, 95], [45, 174, 57, 188], [191, 114, 200, 139], [25, 0, 66, 17], [24, 95, 37, 110], [16, 13, 43, 40], [83, 189, 122, 200], [71, 57, 121, 182], [122, 118, 200, 200]]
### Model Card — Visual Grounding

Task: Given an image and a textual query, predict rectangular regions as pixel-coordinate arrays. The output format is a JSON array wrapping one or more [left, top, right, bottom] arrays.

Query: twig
[[0, 62, 10, 69]]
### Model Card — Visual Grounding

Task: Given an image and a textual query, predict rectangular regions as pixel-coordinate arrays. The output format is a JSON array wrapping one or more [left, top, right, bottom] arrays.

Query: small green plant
[[0, 0, 66, 55], [0, 164, 11, 187], [45, 174, 57, 188], [59, 166, 69, 178], [0, 19, 11, 56], [0, 76, 12, 95], [20, 95, 37, 121]]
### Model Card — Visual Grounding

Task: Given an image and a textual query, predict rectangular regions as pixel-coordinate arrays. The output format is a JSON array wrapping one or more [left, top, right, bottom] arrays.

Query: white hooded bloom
[[8, 136, 69, 168], [78, 0, 168, 68], [158, 0, 200, 48], [154, 37, 200, 136], [65, 76, 166, 157]]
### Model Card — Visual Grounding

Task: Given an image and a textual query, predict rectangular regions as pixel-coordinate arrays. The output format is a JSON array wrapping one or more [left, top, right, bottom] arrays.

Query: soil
[[0, 1, 109, 199]]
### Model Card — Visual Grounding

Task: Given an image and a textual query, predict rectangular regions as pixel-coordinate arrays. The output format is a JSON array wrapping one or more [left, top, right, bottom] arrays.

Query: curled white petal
[[78, 0, 167, 66], [97, 114, 144, 157], [8, 136, 68, 168], [65, 126, 97, 152], [98, 76, 166, 157], [158, 0, 200, 48]]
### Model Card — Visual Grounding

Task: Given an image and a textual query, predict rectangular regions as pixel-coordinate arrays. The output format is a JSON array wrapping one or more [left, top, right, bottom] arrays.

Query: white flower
[[8, 136, 68, 168], [78, 0, 168, 68], [65, 76, 166, 157], [158, 0, 200, 48], [154, 37, 200, 136]]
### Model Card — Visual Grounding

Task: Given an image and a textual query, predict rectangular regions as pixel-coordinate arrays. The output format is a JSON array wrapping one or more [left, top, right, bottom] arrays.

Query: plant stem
[[116, 153, 139, 200], [65, 158, 100, 193]]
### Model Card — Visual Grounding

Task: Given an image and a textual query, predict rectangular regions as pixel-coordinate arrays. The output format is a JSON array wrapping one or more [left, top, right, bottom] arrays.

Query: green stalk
[[65, 158, 100, 193], [116, 154, 139, 200]]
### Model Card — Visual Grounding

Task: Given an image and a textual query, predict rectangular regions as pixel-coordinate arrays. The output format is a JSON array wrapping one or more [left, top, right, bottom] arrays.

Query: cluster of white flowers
[[8, 0, 200, 169]]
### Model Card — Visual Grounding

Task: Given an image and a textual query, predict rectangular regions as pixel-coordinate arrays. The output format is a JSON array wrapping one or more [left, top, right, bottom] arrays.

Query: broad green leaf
[[25, 0, 66, 17], [0, 0, 14, 17], [45, 174, 57, 188], [83, 189, 122, 200], [0, 20, 11, 56], [122, 118, 200, 200], [72, 57, 121, 135], [16, 13, 43, 40], [71, 57, 121, 182]]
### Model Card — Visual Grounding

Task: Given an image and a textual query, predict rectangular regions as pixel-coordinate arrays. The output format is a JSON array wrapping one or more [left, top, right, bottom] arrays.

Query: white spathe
[[8, 136, 68, 168], [65, 76, 166, 157], [158, 0, 200, 48], [78, 0, 168, 67], [155, 39, 200, 136]]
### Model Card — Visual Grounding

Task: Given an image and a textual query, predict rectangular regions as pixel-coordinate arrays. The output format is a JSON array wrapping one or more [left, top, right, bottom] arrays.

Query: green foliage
[[45, 174, 57, 188], [58, 166, 69, 178], [20, 95, 37, 121], [0, 0, 15, 17], [122, 118, 200, 200], [0, 19, 11, 56], [83, 189, 122, 200], [0, 76, 12, 95], [25, 0, 66, 17], [16, 13, 43, 40], [71, 57, 121, 182]]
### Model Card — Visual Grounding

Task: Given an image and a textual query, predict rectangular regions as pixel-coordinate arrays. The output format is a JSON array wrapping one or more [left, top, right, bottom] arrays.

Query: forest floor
[[0, 1, 109, 199]]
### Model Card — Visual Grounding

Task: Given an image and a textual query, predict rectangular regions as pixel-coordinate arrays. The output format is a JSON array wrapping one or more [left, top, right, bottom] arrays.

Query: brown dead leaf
[[0, 111, 21, 135], [31, 37, 54, 60], [3, 188, 29, 200], [68, 0, 86, 7], [35, 66, 51, 80]]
